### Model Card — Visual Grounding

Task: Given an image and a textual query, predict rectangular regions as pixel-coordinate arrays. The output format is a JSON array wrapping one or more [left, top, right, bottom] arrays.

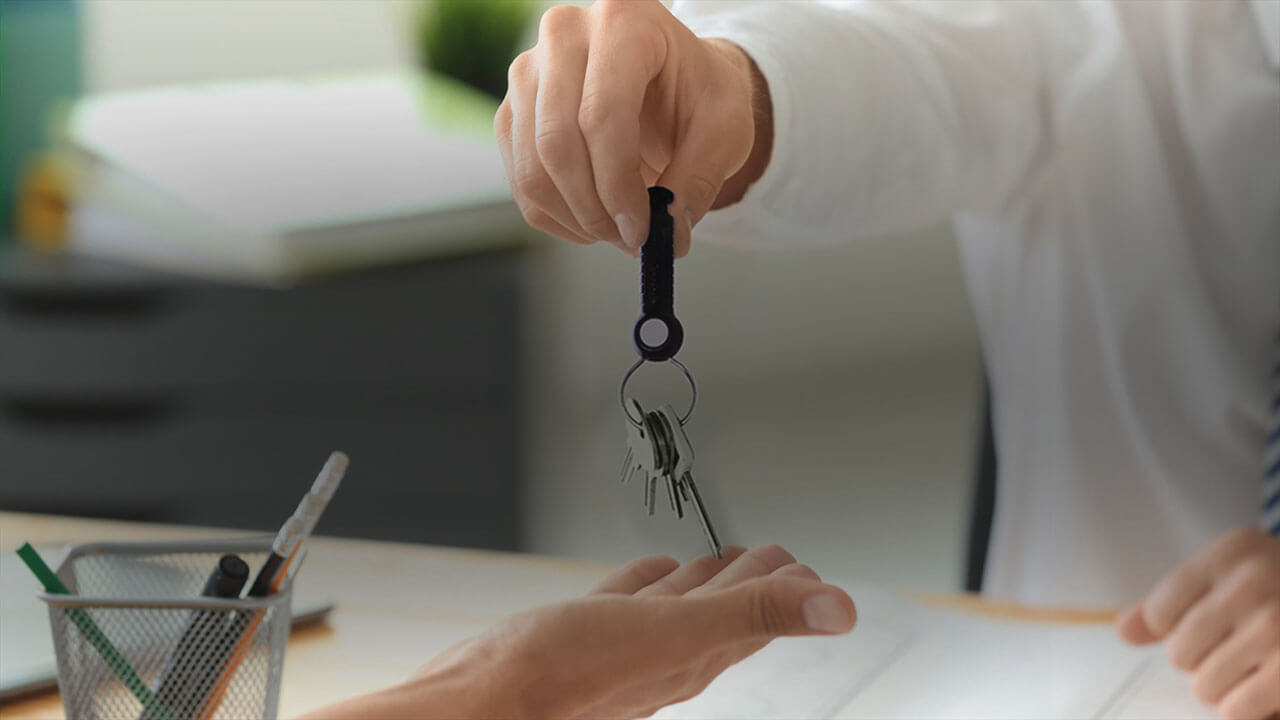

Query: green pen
[[15, 543, 172, 720]]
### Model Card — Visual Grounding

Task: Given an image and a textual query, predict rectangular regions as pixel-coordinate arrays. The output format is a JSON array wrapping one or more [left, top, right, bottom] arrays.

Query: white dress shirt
[[674, 0, 1280, 608]]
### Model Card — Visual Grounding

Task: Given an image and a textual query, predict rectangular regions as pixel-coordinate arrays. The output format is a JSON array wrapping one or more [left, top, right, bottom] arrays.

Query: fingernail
[[803, 593, 851, 633], [615, 213, 638, 248]]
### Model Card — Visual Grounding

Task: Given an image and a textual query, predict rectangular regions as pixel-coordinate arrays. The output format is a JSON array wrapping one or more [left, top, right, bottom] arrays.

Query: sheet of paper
[[656, 588, 1216, 720]]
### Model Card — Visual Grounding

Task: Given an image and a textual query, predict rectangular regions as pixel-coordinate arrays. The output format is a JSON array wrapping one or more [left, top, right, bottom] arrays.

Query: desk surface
[[0, 512, 1113, 719]]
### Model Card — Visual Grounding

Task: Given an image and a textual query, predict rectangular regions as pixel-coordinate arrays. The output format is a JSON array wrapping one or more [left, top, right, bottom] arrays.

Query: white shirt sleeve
[[670, 0, 1071, 245]]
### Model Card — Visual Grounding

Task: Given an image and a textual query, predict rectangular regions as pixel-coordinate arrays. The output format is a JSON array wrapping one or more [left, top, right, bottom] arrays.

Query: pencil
[[16, 543, 173, 720]]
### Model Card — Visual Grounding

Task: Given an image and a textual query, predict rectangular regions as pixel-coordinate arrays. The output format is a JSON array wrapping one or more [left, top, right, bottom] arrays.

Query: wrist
[[300, 658, 525, 720], [703, 38, 774, 210], [398, 655, 528, 720]]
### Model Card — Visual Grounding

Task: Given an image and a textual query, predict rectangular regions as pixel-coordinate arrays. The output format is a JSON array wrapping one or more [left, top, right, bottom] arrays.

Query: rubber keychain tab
[[634, 186, 684, 361]]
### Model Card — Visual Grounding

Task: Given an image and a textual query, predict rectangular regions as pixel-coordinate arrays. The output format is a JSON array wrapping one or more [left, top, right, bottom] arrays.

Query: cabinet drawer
[[0, 252, 521, 396], [0, 403, 519, 549]]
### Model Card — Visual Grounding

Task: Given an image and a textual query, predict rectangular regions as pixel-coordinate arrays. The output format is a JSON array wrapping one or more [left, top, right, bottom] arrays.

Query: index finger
[[579, 25, 664, 248]]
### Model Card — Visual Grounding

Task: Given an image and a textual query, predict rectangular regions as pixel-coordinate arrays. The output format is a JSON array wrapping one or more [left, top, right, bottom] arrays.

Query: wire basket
[[40, 538, 293, 720]]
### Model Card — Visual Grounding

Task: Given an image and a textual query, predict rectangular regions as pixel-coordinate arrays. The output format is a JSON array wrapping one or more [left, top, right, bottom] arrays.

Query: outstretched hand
[[303, 545, 855, 720]]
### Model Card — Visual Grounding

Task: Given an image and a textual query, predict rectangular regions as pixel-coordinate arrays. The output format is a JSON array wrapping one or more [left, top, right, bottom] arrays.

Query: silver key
[[621, 399, 659, 498], [658, 404, 723, 558], [646, 409, 681, 516], [643, 409, 677, 515]]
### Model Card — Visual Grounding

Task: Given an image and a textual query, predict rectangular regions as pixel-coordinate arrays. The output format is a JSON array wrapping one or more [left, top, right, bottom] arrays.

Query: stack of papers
[[64, 72, 522, 283], [658, 588, 1215, 720]]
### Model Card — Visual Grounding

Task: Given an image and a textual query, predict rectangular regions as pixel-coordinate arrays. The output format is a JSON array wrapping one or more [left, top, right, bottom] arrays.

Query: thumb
[[684, 576, 857, 646], [1116, 602, 1161, 645]]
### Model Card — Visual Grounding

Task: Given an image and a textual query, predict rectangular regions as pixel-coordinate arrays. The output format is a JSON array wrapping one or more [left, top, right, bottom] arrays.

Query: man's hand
[[495, 0, 772, 257], [1116, 527, 1280, 720], [303, 545, 854, 719]]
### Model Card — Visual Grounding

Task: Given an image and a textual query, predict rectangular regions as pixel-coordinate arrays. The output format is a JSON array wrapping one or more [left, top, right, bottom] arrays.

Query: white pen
[[247, 451, 348, 597]]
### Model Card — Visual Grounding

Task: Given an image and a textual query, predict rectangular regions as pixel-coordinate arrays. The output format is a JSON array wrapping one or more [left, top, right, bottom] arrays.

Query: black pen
[[142, 554, 249, 720]]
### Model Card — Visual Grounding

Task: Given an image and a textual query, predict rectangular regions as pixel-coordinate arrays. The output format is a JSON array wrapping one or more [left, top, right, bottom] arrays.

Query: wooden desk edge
[[913, 592, 1117, 625]]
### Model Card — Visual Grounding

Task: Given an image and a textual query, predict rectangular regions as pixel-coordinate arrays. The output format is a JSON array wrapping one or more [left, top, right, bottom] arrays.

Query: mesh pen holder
[[41, 538, 293, 720]]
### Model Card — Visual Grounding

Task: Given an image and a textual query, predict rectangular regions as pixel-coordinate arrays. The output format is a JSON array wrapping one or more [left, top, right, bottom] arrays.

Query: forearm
[[295, 665, 515, 720]]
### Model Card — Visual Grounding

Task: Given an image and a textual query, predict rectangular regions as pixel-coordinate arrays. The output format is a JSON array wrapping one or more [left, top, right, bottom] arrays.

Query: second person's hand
[[299, 545, 855, 720], [1116, 527, 1280, 720], [495, 0, 772, 257]]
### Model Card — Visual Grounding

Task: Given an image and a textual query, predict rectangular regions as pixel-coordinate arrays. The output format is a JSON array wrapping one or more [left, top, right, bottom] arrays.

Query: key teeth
[[620, 448, 634, 483]]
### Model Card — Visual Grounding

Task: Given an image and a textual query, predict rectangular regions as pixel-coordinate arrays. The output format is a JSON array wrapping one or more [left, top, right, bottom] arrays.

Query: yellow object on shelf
[[16, 152, 73, 253]]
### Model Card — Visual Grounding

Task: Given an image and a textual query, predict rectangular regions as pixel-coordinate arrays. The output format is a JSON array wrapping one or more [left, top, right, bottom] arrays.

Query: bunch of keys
[[617, 187, 723, 558]]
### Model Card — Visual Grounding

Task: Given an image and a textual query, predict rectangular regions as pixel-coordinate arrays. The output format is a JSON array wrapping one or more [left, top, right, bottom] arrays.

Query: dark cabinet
[[0, 248, 522, 550]]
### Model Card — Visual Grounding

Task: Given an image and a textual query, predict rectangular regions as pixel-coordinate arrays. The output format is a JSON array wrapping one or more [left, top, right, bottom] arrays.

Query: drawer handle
[[1, 290, 168, 320], [1, 396, 174, 428]]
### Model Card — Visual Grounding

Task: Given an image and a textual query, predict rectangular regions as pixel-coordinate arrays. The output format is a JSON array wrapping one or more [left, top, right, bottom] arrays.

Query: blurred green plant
[[419, 0, 538, 101]]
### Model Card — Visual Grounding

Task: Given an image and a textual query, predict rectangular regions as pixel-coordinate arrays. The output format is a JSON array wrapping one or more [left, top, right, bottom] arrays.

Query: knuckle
[[507, 50, 535, 85], [577, 97, 617, 137], [1166, 640, 1196, 672], [1219, 527, 1266, 555], [520, 207, 556, 234], [1228, 558, 1272, 601], [1261, 604, 1280, 636], [590, 0, 633, 24], [512, 159, 553, 201], [533, 124, 577, 169], [614, 555, 668, 587], [1234, 526, 1267, 544], [1189, 672, 1217, 705], [538, 5, 580, 38], [747, 584, 790, 637], [493, 104, 513, 140], [674, 670, 717, 706], [1218, 696, 1253, 720], [578, 213, 617, 238], [685, 173, 720, 210], [1149, 571, 1200, 633], [1145, 606, 1174, 637], [757, 544, 797, 565], [776, 563, 820, 581], [591, 0, 661, 46], [689, 553, 724, 577]]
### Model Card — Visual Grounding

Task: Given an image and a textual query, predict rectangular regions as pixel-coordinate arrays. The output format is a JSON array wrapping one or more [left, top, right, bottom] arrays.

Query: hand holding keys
[[617, 188, 723, 558]]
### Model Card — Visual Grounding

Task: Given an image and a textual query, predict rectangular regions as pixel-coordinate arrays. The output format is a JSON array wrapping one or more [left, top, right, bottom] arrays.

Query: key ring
[[619, 357, 698, 427]]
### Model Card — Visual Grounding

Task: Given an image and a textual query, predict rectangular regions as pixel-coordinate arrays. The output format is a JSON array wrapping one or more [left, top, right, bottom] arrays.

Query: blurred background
[[0, 0, 982, 592]]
